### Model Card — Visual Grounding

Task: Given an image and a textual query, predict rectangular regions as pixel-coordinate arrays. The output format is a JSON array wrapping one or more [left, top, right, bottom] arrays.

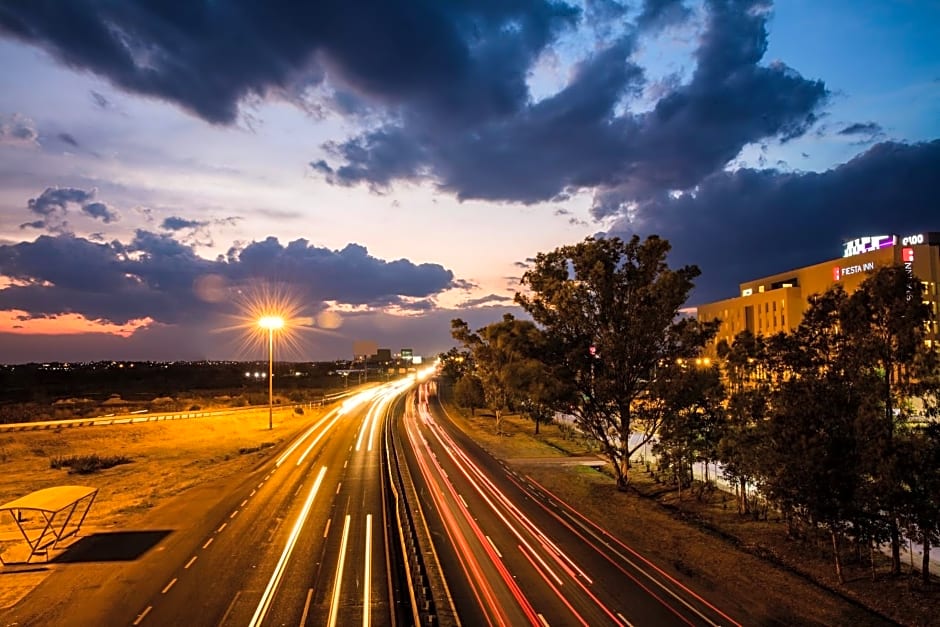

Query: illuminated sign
[[843, 235, 895, 258], [901, 233, 925, 246], [834, 261, 875, 281]]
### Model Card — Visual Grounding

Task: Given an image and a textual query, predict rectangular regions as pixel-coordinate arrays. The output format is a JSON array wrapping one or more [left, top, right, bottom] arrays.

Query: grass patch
[[49, 454, 132, 474]]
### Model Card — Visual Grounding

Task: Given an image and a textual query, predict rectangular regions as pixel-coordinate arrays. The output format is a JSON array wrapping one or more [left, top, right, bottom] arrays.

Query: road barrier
[[0, 389, 360, 433], [383, 397, 450, 626]]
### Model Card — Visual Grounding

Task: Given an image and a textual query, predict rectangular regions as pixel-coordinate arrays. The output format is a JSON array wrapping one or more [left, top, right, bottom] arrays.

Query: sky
[[0, 0, 938, 363]]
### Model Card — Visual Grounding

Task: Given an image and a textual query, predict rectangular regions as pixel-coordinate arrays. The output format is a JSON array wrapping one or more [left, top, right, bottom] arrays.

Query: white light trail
[[248, 466, 327, 627], [327, 515, 352, 627]]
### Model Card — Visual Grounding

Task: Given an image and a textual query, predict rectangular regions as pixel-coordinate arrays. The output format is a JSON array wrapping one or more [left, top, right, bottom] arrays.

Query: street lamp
[[258, 315, 284, 430]]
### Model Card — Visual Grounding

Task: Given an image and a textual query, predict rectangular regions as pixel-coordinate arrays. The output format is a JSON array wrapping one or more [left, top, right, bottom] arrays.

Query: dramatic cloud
[[320, 0, 827, 209], [606, 140, 940, 303], [0, 1, 577, 125], [0, 113, 38, 146], [0, 232, 457, 325]]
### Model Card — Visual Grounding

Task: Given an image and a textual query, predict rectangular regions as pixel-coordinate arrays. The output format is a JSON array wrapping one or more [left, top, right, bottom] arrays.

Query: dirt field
[[441, 404, 938, 626], [0, 404, 323, 564]]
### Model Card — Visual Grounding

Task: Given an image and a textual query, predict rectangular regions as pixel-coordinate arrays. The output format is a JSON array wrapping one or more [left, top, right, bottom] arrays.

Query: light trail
[[296, 411, 344, 466], [327, 515, 352, 627], [248, 466, 327, 627], [276, 409, 338, 466], [417, 390, 626, 626], [363, 513, 373, 627], [404, 407, 540, 626]]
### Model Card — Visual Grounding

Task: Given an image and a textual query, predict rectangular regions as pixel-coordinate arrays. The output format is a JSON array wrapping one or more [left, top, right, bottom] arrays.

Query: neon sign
[[843, 235, 895, 258], [833, 261, 875, 281]]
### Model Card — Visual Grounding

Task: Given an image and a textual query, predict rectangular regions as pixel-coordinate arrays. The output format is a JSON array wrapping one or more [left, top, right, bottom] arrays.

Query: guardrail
[[0, 389, 359, 433], [383, 397, 440, 626]]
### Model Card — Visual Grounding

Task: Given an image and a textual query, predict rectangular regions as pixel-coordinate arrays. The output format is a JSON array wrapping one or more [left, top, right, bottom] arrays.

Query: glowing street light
[[258, 315, 285, 430]]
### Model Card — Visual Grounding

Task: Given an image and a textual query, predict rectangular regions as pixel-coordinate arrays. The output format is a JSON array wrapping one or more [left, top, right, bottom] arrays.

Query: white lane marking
[[219, 591, 242, 627], [336, 482, 342, 495], [250, 489, 256, 497], [617, 612, 634, 627], [300, 588, 314, 627], [344, 460, 348, 468], [132, 605, 152, 625], [324, 518, 332, 538], [241, 499, 248, 507], [538, 614, 550, 627], [217, 523, 227, 533], [458, 494, 468, 508], [230, 510, 239, 519], [202, 538, 213, 549], [485, 535, 503, 558], [161, 578, 177, 594], [326, 515, 352, 627], [184, 555, 197, 569], [248, 466, 328, 627], [363, 514, 373, 627]]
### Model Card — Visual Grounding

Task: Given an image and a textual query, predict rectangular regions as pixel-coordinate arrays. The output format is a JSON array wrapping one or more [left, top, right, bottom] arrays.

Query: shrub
[[294, 406, 304, 415], [50, 454, 132, 474]]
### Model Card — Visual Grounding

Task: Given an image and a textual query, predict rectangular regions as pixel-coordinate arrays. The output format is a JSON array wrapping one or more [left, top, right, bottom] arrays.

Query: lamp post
[[258, 315, 284, 430]]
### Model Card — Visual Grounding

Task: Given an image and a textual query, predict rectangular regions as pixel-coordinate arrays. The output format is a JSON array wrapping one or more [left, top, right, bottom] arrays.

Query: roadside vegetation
[[443, 235, 940, 613]]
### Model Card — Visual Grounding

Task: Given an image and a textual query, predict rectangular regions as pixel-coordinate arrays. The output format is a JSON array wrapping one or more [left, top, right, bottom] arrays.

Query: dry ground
[[0, 404, 323, 567], [443, 405, 938, 627]]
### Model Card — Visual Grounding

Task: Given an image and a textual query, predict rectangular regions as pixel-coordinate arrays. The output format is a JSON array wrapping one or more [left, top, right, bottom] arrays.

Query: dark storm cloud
[[0, 232, 456, 325], [606, 140, 940, 303], [0, 0, 577, 125], [321, 0, 827, 208]]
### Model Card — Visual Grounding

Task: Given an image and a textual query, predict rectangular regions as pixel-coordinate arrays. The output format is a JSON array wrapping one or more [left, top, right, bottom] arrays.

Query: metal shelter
[[0, 485, 98, 564]]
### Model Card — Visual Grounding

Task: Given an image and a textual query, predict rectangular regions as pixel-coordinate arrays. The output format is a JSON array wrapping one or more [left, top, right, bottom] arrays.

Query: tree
[[896, 424, 940, 586], [841, 265, 930, 575], [652, 362, 726, 499], [516, 235, 714, 489], [451, 314, 545, 434], [453, 374, 485, 416], [438, 347, 473, 386]]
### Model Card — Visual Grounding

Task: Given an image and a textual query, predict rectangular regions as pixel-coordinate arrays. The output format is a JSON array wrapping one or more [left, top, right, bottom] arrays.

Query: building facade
[[697, 231, 940, 351]]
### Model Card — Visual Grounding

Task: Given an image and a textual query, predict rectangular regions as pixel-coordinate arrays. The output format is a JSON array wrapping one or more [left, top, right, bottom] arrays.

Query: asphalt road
[[2, 381, 412, 627], [396, 381, 742, 627]]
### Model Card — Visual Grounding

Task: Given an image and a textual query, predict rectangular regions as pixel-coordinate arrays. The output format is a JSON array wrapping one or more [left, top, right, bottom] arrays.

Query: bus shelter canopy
[[0, 485, 98, 564]]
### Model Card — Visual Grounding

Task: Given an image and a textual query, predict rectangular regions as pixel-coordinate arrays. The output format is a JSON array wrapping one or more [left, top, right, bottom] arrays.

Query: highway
[[2, 381, 415, 627], [396, 381, 741, 627]]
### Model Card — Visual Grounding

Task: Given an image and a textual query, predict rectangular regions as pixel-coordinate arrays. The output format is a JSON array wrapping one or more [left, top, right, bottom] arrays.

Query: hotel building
[[697, 231, 940, 351]]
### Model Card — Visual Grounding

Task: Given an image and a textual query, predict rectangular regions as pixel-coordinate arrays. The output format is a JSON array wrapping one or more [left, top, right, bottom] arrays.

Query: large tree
[[516, 235, 714, 489]]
